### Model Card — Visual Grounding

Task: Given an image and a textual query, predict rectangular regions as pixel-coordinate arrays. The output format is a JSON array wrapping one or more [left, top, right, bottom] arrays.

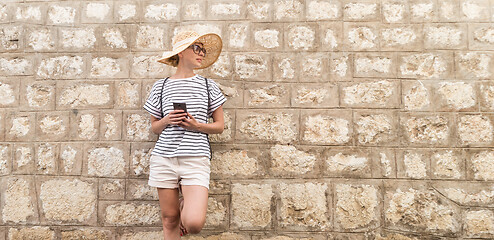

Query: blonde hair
[[168, 55, 179, 67]]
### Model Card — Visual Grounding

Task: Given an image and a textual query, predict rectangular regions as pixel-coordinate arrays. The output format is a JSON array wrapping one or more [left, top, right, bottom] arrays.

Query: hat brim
[[157, 33, 222, 69]]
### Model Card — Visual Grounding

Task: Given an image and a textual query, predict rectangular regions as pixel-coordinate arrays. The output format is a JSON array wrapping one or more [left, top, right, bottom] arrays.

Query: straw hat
[[157, 31, 222, 69]]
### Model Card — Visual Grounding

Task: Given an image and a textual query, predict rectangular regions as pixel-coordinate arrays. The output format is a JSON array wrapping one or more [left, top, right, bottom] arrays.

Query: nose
[[198, 50, 205, 57]]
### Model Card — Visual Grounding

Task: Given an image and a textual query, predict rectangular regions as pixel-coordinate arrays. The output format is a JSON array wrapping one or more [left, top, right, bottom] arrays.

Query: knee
[[161, 213, 180, 230], [183, 219, 205, 234]]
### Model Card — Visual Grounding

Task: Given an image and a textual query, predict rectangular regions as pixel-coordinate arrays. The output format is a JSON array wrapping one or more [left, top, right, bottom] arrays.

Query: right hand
[[163, 110, 187, 126]]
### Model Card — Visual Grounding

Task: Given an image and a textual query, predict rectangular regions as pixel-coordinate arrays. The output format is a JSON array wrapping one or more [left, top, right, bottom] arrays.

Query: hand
[[179, 113, 201, 132], [163, 110, 187, 126]]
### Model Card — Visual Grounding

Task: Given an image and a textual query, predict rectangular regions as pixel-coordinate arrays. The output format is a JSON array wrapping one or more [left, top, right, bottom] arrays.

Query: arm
[[150, 110, 187, 135], [179, 105, 225, 134]]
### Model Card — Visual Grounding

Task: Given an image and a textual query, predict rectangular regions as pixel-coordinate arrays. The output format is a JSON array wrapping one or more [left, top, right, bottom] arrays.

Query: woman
[[143, 30, 226, 239]]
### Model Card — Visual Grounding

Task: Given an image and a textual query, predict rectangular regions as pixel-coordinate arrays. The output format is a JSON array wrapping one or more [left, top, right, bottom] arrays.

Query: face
[[178, 42, 206, 68]]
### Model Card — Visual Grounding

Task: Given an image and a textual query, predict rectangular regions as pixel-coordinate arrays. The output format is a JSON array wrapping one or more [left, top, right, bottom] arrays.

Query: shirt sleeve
[[207, 79, 227, 116], [143, 80, 164, 119]]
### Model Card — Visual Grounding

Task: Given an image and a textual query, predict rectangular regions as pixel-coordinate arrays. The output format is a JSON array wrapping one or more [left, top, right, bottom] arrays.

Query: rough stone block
[[211, 146, 263, 179], [380, 25, 423, 51], [35, 143, 58, 175], [307, 0, 341, 20], [99, 179, 125, 200], [227, 22, 250, 50], [234, 53, 271, 81], [58, 27, 97, 52], [47, 3, 80, 26], [457, 114, 494, 146], [59, 143, 83, 175], [38, 177, 97, 225], [20, 79, 55, 111], [341, 80, 400, 108], [329, 52, 353, 81], [81, 2, 113, 24], [464, 209, 494, 238], [291, 83, 338, 108], [402, 80, 433, 111], [370, 148, 397, 178], [36, 54, 87, 79], [5, 112, 35, 141], [244, 82, 290, 108], [25, 26, 56, 52], [13, 143, 34, 175], [438, 0, 460, 22], [210, 109, 234, 143], [90, 55, 130, 79], [115, 80, 140, 109], [208, 0, 246, 20], [231, 183, 273, 230], [215, 80, 241, 109], [0, 144, 10, 175], [400, 113, 453, 147], [123, 112, 153, 141], [99, 201, 160, 226], [142, 1, 180, 22], [60, 228, 113, 240], [0, 55, 33, 76], [455, 51, 493, 79], [432, 81, 478, 111], [0, 4, 10, 23], [114, 2, 139, 23], [247, 1, 272, 21], [36, 112, 69, 141], [274, 0, 304, 21], [236, 109, 298, 144], [467, 149, 494, 180], [301, 110, 352, 145], [268, 145, 319, 178], [469, 24, 494, 50], [69, 111, 99, 141], [99, 111, 122, 141], [126, 179, 157, 201], [285, 24, 318, 51], [430, 149, 465, 179], [480, 81, 494, 111], [460, 0, 490, 21], [354, 52, 396, 78], [343, 1, 380, 21], [344, 22, 379, 51], [173, 23, 223, 39], [8, 227, 55, 240], [334, 181, 381, 231], [0, 176, 38, 224], [0, 78, 19, 108], [409, 0, 437, 22], [182, 0, 206, 20], [83, 143, 129, 178], [299, 53, 329, 82], [318, 22, 344, 52], [184, 232, 251, 239], [57, 81, 113, 109], [323, 148, 372, 178], [396, 149, 430, 179], [382, 0, 409, 23], [131, 54, 167, 78], [252, 23, 283, 51], [397, 52, 454, 79], [207, 53, 232, 80], [0, 25, 22, 52], [130, 142, 154, 178], [433, 181, 494, 207], [424, 24, 468, 50], [133, 25, 167, 51], [205, 195, 229, 229], [277, 181, 331, 231], [354, 110, 398, 146], [0, 111, 4, 141], [119, 229, 163, 240], [273, 53, 298, 82]]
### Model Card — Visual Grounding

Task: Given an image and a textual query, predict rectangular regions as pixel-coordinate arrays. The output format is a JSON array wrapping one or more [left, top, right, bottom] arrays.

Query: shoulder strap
[[159, 77, 169, 119], [205, 78, 211, 111]]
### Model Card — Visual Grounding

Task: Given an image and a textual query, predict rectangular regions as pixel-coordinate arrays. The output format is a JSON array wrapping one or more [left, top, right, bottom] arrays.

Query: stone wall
[[1, 0, 494, 239]]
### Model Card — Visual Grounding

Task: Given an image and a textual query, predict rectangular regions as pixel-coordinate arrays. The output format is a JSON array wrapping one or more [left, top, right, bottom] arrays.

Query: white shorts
[[148, 155, 211, 190]]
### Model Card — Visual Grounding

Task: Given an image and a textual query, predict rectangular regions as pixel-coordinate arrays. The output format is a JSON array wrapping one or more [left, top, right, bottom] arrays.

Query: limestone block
[[59, 143, 82, 175], [227, 23, 250, 50], [256, 234, 326, 240], [380, 25, 423, 51], [299, 53, 329, 82], [273, 53, 298, 82], [84, 143, 129, 178], [0, 25, 21, 52], [424, 24, 468, 49], [205, 195, 228, 229], [5, 112, 35, 141], [100, 111, 122, 141], [36, 143, 58, 175], [291, 83, 338, 108], [60, 228, 113, 240], [130, 142, 154, 177], [0, 55, 33, 76], [213, 80, 240, 108], [59, 27, 96, 51], [231, 183, 273, 229], [329, 53, 353, 81], [464, 209, 494, 238], [99, 179, 125, 200], [354, 53, 396, 78], [36, 112, 69, 141], [433, 181, 494, 207], [438, 0, 460, 22], [468, 149, 494, 180], [343, 1, 380, 21], [0, 144, 10, 175], [374, 232, 420, 240], [234, 53, 270, 81], [285, 24, 317, 51], [269, 144, 319, 177], [119, 230, 163, 240], [13, 143, 34, 174], [36, 55, 86, 79], [90, 55, 129, 79], [385, 183, 460, 235], [38, 177, 97, 224], [209, 109, 234, 143], [81, 2, 113, 23], [355, 111, 398, 146], [341, 80, 399, 108], [400, 113, 452, 147], [245, 83, 289, 107], [70, 111, 99, 141], [115, 80, 140, 109], [211, 147, 262, 179], [25, 26, 55, 52], [323, 148, 372, 178], [0, 177, 38, 224], [301, 110, 352, 145], [20, 80, 55, 110], [8, 227, 55, 240], [143, 1, 180, 22], [457, 114, 493, 146], [208, 53, 232, 79], [396, 150, 430, 179], [0, 78, 18, 107], [123, 112, 153, 141], [47, 3, 79, 26], [318, 22, 343, 52], [469, 24, 494, 50], [382, 1, 408, 23], [334, 182, 381, 231], [397, 52, 453, 79], [402, 81, 432, 111], [370, 149, 397, 178], [114, 2, 139, 23], [274, 0, 303, 21], [184, 232, 251, 239], [480, 81, 494, 111], [344, 23, 379, 51], [131, 54, 167, 78], [183, 0, 206, 20], [277, 182, 330, 231], [0, 111, 3, 141], [252, 23, 283, 51], [134, 25, 166, 50], [247, 1, 272, 21], [100, 201, 160, 226], [433, 81, 477, 111], [460, 0, 490, 21], [57, 82, 113, 109], [456, 51, 493, 79], [209, 180, 231, 195], [306, 0, 341, 20], [173, 23, 223, 38], [126, 179, 157, 201], [208, 0, 246, 20], [0, 4, 9, 23], [236, 110, 298, 144], [409, 0, 437, 22], [430, 150, 465, 179]]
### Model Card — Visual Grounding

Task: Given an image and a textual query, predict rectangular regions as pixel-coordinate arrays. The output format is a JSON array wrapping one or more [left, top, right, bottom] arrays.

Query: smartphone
[[173, 102, 187, 113]]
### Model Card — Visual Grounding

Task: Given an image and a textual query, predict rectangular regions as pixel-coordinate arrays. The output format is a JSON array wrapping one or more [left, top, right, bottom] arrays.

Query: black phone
[[173, 102, 187, 113]]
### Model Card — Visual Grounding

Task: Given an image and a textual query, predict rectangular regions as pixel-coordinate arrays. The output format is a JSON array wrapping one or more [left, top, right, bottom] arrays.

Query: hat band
[[172, 36, 198, 51]]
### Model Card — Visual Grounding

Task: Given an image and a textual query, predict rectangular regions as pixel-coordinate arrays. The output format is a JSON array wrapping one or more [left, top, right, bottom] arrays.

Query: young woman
[[143, 31, 226, 239]]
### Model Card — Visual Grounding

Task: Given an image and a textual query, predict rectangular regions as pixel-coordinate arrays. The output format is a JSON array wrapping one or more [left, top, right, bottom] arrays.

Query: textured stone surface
[[102, 202, 160, 226], [231, 183, 273, 229], [2, 177, 36, 224], [334, 183, 380, 231], [8, 227, 55, 240]]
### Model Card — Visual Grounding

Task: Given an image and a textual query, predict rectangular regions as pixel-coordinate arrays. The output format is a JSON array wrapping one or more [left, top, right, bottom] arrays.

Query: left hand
[[179, 113, 202, 132]]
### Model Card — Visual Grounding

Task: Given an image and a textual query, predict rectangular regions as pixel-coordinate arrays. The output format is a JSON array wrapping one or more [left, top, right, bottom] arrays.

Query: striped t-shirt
[[143, 75, 226, 158]]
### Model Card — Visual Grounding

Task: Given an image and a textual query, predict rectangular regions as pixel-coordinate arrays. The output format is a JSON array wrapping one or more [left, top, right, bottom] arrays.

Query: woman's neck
[[171, 66, 195, 79]]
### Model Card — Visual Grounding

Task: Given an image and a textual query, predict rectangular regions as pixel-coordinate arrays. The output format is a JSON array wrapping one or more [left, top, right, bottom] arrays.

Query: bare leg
[[157, 188, 180, 240], [180, 185, 209, 234]]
